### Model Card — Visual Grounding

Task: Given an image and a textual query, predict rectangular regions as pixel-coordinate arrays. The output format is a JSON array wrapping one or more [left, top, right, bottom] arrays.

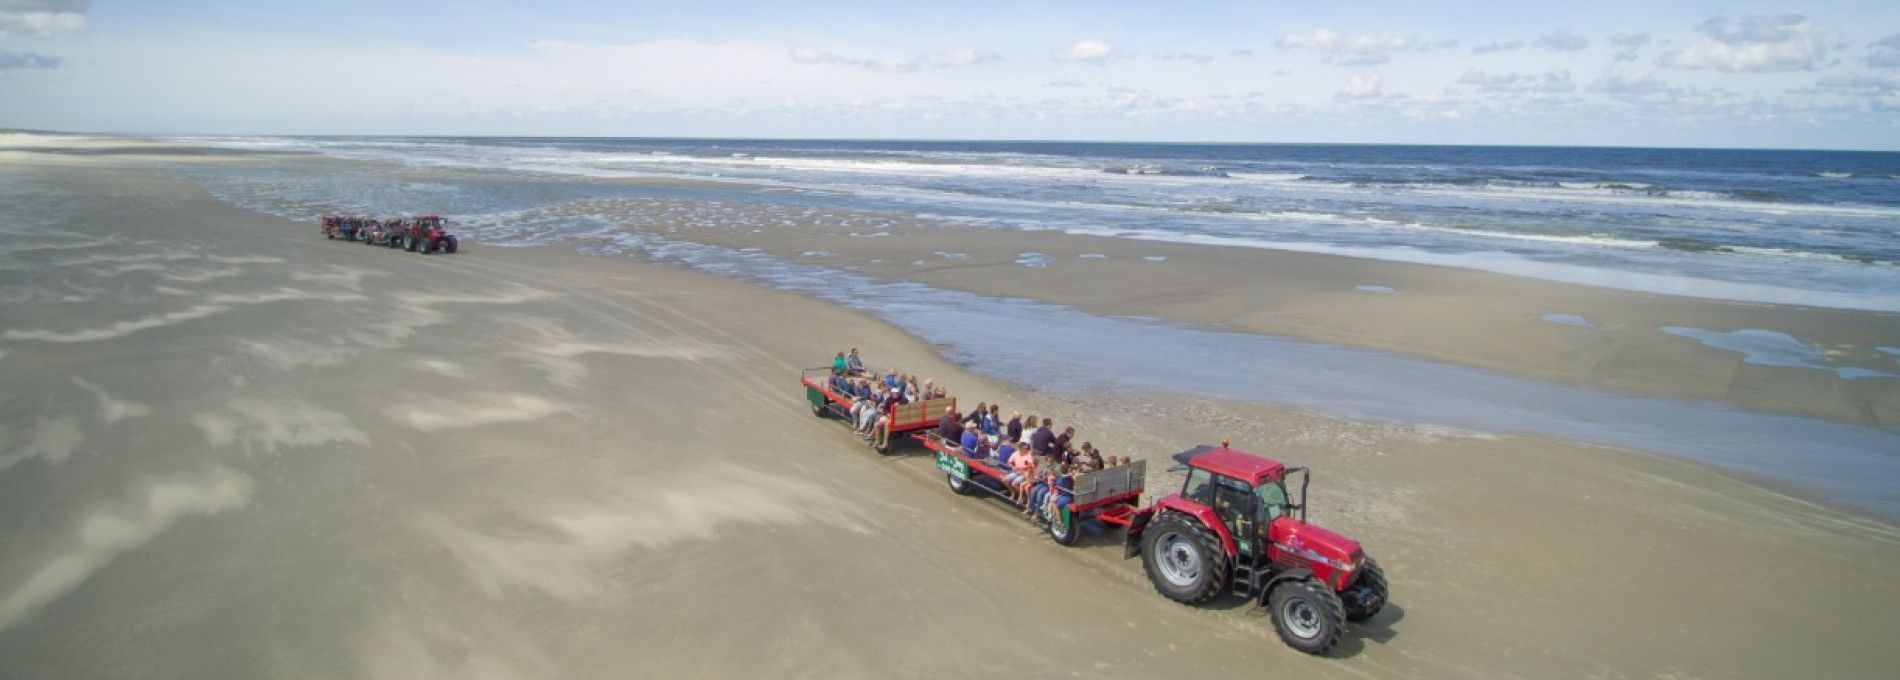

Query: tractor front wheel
[[1268, 578, 1347, 655], [1140, 512, 1227, 604], [443, 235, 459, 254], [1344, 556, 1388, 622]]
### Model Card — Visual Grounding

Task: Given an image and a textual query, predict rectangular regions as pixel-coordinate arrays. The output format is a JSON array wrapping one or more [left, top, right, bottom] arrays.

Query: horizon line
[[10, 127, 1900, 154]]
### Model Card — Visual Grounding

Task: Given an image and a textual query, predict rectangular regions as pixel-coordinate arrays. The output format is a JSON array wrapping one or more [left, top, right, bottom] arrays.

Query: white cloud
[[1154, 51, 1215, 63], [923, 48, 997, 68], [1458, 69, 1576, 93], [1609, 32, 1652, 47], [1870, 34, 1900, 68], [1660, 15, 1828, 72], [1046, 78, 1087, 88], [1815, 75, 1899, 94], [790, 46, 999, 73], [1330, 53, 1391, 66], [1535, 30, 1590, 52], [0, 0, 87, 37], [1228, 48, 1254, 58], [1278, 28, 1416, 54], [1590, 69, 1678, 98], [1335, 73, 1385, 100], [1055, 39, 1114, 62], [1471, 40, 1525, 54], [0, 49, 60, 70]]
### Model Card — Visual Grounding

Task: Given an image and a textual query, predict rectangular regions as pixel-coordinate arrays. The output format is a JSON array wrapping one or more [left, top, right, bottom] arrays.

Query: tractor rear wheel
[[1140, 512, 1227, 604], [1268, 578, 1347, 655], [1344, 556, 1388, 622]]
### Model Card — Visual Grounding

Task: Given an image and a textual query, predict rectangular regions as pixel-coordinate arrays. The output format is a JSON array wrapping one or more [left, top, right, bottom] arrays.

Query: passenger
[[960, 427, 980, 456], [884, 370, 900, 390], [1043, 464, 1076, 522], [973, 438, 992, 464], [1005, 446, 1036, 504], [854, 395, 880, 435], [853, 378, 873, 399], [963, 402, 987, 427], [1054, 426, 1076, 463], [932, 385, 947, 399], [846, 347, 865, 374], [1006, 411, 1024, 443], [1025, 456, 1060, 517], [938, 406, 962, 446], [870, 412, 891, 448], [990, 440, 1014, 468], [1030, 418, 1055, 456], [1077, 442, 1105, 471], [1019, 414, 1037, 445], [832, 351, 847, 375], [985, 404, 1002, 436]]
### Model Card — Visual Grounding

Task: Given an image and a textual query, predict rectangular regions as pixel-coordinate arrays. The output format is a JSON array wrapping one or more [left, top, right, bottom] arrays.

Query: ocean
[[177, 136, 1900, 311]]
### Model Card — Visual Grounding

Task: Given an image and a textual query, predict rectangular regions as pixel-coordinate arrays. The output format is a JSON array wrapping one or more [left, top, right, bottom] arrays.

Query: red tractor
[[1125, 444, 1388, 655], [403, 215, 459, 254]]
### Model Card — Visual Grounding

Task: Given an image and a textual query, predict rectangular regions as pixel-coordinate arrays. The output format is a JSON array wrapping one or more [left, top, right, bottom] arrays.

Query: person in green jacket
[[832, 351, 847, 375]]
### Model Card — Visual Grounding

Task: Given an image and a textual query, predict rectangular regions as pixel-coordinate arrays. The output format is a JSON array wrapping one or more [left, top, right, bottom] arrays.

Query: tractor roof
[[1173, 445, 1284, 484]]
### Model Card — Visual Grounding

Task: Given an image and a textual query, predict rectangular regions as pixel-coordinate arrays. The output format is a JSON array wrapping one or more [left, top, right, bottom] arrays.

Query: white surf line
[[0, 466, 252, 633]]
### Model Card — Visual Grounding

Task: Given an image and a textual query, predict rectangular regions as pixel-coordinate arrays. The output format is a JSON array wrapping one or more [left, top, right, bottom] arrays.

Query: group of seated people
[[936, 401, 1133, 524], [829, 350, 1135, 525], [829, 349, 949, 449]]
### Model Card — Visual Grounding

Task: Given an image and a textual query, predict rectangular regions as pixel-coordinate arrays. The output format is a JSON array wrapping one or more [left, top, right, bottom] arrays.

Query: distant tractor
[[404, 215, 459, 254], [1125, 445, 1388, 655]]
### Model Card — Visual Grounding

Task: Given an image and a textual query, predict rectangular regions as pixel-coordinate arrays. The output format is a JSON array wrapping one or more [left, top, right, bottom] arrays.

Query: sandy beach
[[3, 137, 1900, 679]]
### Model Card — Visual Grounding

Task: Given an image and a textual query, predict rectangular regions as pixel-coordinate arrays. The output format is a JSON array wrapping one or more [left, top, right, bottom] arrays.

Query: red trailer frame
[[801, 368, 953, 453], [916, 432, 1145, 545]]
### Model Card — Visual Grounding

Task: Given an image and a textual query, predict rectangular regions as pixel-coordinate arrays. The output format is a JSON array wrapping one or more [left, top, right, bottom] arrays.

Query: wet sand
[[3, 141, 1900, 678], [611, 200, 1900, 428]]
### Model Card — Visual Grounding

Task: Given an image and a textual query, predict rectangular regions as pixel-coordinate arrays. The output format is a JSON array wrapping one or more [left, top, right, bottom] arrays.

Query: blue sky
[[2, 1, 1898, 149]]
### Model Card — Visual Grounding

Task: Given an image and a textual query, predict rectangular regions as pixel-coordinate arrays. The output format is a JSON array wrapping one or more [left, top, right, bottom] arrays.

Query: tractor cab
[[1158, 444, 1364, 594], [1172, 444, 1298, 558]]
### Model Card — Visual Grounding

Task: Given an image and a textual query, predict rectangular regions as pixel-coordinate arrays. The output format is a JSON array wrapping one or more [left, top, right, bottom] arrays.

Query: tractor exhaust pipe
[[1285, 466, 1311, 522]]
